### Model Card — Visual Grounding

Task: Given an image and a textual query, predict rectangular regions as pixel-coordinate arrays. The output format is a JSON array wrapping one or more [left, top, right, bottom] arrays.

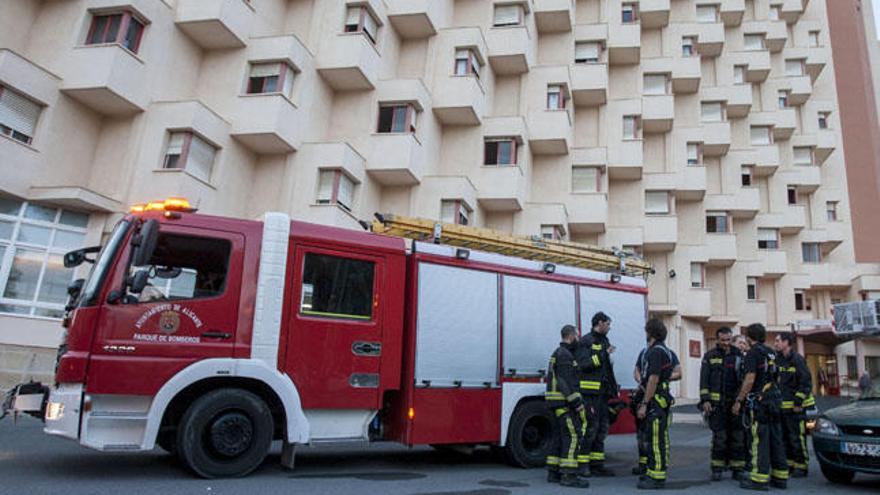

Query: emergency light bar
[[130, 197, 196, 214]]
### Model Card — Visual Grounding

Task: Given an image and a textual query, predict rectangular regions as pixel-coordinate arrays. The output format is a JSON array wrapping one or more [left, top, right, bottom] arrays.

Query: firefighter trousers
[[547, 407, 582, 475], [581, 394, 609, 468], [708, 401, 746, 472], [748, 404, 788, 486], [781, 412, 809, 471], [639, 404, 669, 481]]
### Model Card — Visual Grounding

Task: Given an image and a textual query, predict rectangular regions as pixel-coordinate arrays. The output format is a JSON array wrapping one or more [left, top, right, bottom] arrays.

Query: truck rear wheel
[[176, 388, 273, 478], [505, 400, 557, 468]]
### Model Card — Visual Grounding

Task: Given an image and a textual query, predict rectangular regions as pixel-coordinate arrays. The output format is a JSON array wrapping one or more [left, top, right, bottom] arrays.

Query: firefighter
[[545, 324, 591, 488], [632, 343, 681, 476], [774, 332, 815, 478], [635, 318, 675, 490], [576, 312, 618, 477], [699, 327, 746, 481], [733, 323, 788, 491]]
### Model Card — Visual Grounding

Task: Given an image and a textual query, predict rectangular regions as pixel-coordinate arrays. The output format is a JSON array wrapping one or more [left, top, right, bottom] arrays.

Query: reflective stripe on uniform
[[580, 380, 601, 390], [711, 459, 726, 468], [590, 452, 605, 461], [700, 388, 709, 395], [709, 358, 723, 364], [730, 460, 746, 468], [592, 355, 601, 366], [802, 395, 816, 407], [563, 416, 578, 468], [800, 420, 809, 464], [750, 413, 760, 481], [781, 401, 795, 409], [771, 469, 789, 480], [566, 392, 582, 402], [710, 393, 721, 401], [591, 344, 602, 350], [546, 456, 560, 466], [652, 418, 662, 476], [577, 455, 590, 464], [655, 395, 668, 408]]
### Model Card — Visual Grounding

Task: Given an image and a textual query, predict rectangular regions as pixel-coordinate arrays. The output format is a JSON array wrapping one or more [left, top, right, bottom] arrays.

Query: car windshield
[[80, 220, 130, 306], [860, 380, 880, 400]]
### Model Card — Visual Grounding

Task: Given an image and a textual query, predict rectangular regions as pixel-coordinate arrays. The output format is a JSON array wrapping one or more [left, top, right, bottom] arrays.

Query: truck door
[[284, 246, 384, 410], [87, 225, 245, 395]]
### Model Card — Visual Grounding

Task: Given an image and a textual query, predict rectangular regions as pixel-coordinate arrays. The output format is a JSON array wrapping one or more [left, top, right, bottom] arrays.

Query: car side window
[[131, 234, 231, 303], [299, 253, 374, 321]]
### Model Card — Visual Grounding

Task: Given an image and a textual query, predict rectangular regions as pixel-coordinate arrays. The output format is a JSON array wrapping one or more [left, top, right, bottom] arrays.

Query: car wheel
[[177, 388, 273, 478], [819, 460, 855, 485], [505, 400, 558, 468]]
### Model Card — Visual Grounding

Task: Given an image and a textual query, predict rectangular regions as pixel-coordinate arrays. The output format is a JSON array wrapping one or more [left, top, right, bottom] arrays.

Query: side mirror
[[63, 246, 100, 268], [128, 269, 151, 294], [67, 278, 84, 298], [132, 220, 159, 267]]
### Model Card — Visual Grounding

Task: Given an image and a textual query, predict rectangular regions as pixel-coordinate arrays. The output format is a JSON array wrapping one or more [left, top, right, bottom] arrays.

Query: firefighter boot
[[637, 477, 666, 490], [547, 470, 562, 483], [632, 465, 647, 476], [590, 465, 616, 477], [739, 479, 769, 491], [711, 470, 723, 481], [789, 468, 807, 478], [560, 474, 591, 488], [769, 479, 787, 490], [732, 470, 744, 481]]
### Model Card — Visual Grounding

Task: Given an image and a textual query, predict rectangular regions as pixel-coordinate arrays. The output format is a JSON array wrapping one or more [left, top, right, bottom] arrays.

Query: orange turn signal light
[[130, 197, 195, 214], [407, 407, 415, 420]]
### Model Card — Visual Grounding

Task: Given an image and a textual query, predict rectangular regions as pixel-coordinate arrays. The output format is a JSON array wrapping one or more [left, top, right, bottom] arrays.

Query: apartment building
[[0, 0, 878, 396]]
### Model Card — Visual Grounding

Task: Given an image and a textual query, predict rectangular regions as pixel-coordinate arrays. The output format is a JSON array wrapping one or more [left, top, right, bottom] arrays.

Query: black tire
[[176, 388, 273, 478], [505, 400, 558, 468], [819, 460, 855, 485]]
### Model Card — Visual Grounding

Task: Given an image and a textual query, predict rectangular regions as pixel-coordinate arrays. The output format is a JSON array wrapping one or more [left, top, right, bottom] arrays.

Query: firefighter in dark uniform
[[576, 312, 618, 477], [545, 325, 591, 488], [635, 318, 675, 490], [632, 343, 681, 476], [733, 323, 788, 491], [699, 327, 746, 481], [774, 332, 815, 478]]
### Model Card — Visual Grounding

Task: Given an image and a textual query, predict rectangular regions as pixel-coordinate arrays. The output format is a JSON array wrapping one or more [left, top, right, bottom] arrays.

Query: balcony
[[758, 249, 788, 278], [815, 130, 836, 164], [644, 215, 677, 251], [757, 205, 806, 234], [528, 110, 572, 155], [803, 263, 853, 290], [386, 0, 452, 38], [754, 145, 780, 176], [726, 84, 753, 118], [706, 233, 737, 266], [476, 165, 527, 211], [607, 139, 643, 179], [779, 0, 807, 24], [603, 226, 643, 248], [642, 95, 674, 133], [676, 166, 707, 201], [727, 50, 771, 83], [60, 45, 148, 115], [780, 166, 821, 193], [516, 202, 569, 237], [571, 63, 608, 105], [704, 187, 760, 218], [787, 76, 813, 106], [671, 57, 702, 94], [175, 0, 254, 49], [640, 0, 670, 29], [751, 110, 796, 141], [432, 76, 485, 125], [746, 20, 789, 53], [740, 300, 768, 325], [802, 227, 845, 258], [366, 133, 425, 185], [681, 288, 712, 320], [486, 26, 535, 75], [702, 122, 731, 156], [317, 34, 380, 91], [608, 23, 640, 65], [696, 23, 726, 57], [853, 274, 880, 294], [564, 193, 608, 234], [534, 0, 574, 33], [230, 94, 301, 153], [720, 0, 745, 26], [0, 136, 40, 198]]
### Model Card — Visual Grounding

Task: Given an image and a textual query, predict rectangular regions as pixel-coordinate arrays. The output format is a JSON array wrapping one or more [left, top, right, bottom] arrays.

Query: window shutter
[[282, 65, 296, 96], [186, 135, 216, 182], [494, 4, 521, 25], [744, 34, 763, 50], [250, 63, 281, 78], [687, 143, 699, 162], [345, 7, 361, 26], [575, 42, 599, 61], [337, 174, 354, 209], [644, 74, 667, 95], [690, 263, 703, 287], [165, 133, 185, 156], [317, 171, 335, 202], [696, 5, 717, 22], [572, 167, 598, 192], [785, 59, 804, 76], [440, 201, 457, 223], [701, 102, 723, 122], [362, 10, 378, 40], [734, 66, 745, 84], [0, 88, 41, 137], [455, 49, 469, 60], [750, 126, 771, 145], [645, 191, 669, 213], [758, 229, 777, 242], [793, 147, 812, 165], [623, 116, 637, 139]]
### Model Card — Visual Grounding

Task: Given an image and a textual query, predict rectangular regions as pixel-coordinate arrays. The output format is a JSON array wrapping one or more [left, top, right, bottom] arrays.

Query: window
[[785, 59, 805, 77], [86, 11, 145, 53], [572, 166, 600, 192], [734, 65, 746, 84], [696, 4, 718, 23], [818, 112, 830, 129], [541, 225, 565, 241], [687, 142, 702, 166], [701, 101, 724, 123], [246, 62, 296, 98], [682, 36, 697, 57], [623, 115, 640, 139], [826, 201, 838, 221], [317, 170, 356, 211], [377, 104, 417, 134], [741, 165, 754, 186], [802, 242, 821, 263], [757, 228, 779, 249], [132, 234, 231, 302], [793, 146, 813, 166], [794, 290, 807, 311], [484, 138, 518, 165], [0, 86, 41, 145], [645, 191, 670, 214], [623, 244, 643, 256], [622, 3, 638, 23], [162, 131, 217, 183], [787, 186, 798, 205], [644, 74, 669, 95], [706, 212, 730, 233], [344, 5, 379, 44], [0, 198, 88, 318], [769, 6, 781, 21], [690, 262, 705, 288], [744, 34, 765, 51], [808, 30, 820, 47], [778, 90, 789, 109], [440, 200, 471, 225], [494, 3, 524, 27], [547, 84, 567, 110], [846, 355, 858, 380], [747, 277, 759, 300], [575, 41, 602, 63], [750, 126, 772, 145], [454, 48, 481, 78], [299, 253, 374, 320]]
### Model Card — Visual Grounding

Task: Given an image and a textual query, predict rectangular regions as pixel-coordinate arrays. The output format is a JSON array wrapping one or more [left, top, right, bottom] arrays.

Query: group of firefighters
[[545, 314, 816, 491]]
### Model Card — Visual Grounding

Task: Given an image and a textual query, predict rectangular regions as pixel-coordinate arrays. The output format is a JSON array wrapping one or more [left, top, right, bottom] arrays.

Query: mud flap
[[1, 381, 49, 422]]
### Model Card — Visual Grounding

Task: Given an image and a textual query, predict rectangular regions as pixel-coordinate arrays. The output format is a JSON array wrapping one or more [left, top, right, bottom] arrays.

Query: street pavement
[[1, 415, 878, 495]]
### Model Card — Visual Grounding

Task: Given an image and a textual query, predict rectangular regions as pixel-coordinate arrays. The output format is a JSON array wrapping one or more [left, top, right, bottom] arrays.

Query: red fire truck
[[5, 199, 652, 478]]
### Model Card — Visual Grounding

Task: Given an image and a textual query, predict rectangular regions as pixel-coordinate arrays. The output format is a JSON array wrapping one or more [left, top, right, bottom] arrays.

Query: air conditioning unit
[[833, 300, 880, 335]]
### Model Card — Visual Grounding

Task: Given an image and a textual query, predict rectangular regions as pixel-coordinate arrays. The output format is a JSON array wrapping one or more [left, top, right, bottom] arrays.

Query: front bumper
[[813, 433, 880, 475], [43, 383, 83, 441]]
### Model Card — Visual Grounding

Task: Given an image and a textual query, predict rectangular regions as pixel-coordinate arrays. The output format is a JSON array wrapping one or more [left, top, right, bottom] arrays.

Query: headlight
[[45, 402, 64, 421], [816, 418, 839, 436]]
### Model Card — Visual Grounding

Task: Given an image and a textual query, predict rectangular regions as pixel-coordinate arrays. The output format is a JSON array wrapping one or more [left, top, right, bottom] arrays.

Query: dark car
[[812, 382, 880, 484]]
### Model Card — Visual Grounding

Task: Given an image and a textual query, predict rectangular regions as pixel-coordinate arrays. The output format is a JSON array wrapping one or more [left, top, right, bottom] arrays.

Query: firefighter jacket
[[776, 351, 816, 411], [639, 342, 675, 409], [699, 346, 743, 404], [575, 331, 618, 396], [743, 343, 780, 403], [545, 342, 584, 409]]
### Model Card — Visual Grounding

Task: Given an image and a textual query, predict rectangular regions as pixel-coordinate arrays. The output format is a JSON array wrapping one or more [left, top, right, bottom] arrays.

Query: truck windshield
[[79, 220, 130, 307]]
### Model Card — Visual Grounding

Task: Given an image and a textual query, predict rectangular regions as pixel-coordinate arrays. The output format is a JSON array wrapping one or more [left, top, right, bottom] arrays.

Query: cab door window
[[299, 253, 374, 320], [132, 234, 231, 303]]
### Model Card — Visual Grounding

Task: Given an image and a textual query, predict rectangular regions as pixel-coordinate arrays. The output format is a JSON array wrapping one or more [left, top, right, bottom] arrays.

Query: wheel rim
[[521, 415, 553, 455], [207, 411, 254, 459]]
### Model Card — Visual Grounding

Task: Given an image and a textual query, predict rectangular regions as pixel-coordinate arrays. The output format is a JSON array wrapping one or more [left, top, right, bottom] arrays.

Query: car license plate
[[843, 442, 880, 457]]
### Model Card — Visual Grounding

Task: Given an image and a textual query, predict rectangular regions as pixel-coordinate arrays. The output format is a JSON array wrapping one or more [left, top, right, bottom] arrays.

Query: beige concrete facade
[[1, 0, 879, 396]]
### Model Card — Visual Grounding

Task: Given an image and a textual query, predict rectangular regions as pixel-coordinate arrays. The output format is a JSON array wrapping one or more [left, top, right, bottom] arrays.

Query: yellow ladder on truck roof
[[370, 213, 653, 278]]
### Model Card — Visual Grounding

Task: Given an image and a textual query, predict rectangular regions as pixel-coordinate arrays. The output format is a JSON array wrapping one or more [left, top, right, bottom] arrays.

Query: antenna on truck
[[370, 213, 653, 278]]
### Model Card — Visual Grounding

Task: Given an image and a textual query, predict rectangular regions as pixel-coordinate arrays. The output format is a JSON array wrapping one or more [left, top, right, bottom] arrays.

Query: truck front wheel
[[177, 388, 274, 478], [505, 400, 557, 468]]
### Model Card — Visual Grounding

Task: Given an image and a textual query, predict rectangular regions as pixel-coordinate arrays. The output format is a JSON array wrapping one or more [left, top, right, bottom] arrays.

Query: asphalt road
[[1, 416, 878, 495]]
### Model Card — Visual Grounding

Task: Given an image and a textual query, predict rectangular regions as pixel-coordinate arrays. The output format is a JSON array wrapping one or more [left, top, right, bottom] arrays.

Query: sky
[[874, 0, 880, 39]]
